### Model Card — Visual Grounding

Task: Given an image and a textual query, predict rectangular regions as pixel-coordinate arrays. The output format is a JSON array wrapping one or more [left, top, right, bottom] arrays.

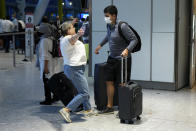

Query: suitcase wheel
[[136, 116, 141, 120], [120, 119, 125, 123], [128, 120, 134, 124]]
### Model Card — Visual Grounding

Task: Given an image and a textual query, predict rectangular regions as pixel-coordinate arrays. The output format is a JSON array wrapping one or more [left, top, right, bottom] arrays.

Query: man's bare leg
[[106, 81, 115, 108]]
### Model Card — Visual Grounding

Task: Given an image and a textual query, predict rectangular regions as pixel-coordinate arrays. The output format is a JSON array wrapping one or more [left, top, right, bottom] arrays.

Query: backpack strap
[[118, 21, 129, 43], [106, 24, 111, 36]]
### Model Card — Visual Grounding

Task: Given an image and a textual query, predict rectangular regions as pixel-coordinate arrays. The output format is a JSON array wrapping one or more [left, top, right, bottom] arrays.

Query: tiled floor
[[0, 52, 196, 131]]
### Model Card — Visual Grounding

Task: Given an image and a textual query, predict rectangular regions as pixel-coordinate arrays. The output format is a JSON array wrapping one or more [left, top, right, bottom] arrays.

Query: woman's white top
[[60, 35, 87, 66]]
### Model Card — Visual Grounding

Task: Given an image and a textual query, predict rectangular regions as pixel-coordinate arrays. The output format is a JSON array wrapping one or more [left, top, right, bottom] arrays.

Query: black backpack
[[48, 26, 62, 58], [118, 21, 141, 53], [48, 72, 77, 106], [48, 72, 83, 110], [49, 40, 62, 58]]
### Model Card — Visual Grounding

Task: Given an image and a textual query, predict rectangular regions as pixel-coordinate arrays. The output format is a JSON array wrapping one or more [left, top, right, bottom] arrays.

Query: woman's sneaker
[[116, 112, 119, 118], [59, 108, 72, 123], [83, 110, 98, 117], [99, 107, 114, 114]]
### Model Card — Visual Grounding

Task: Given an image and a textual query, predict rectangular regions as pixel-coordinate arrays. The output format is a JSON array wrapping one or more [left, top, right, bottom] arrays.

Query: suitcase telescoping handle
[[121, 56, 128, 84]]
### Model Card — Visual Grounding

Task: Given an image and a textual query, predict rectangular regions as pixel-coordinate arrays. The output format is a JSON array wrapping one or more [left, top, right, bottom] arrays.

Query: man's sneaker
[[59, 108, 72, 123], [99, 107, 114, 114]]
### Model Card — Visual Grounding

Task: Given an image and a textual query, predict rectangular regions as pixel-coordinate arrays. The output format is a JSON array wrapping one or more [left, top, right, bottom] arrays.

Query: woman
[[59, 22, 92, 123]]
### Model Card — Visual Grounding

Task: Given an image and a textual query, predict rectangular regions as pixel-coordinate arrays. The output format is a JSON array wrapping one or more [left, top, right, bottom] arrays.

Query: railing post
[[29, 31, 32, 62], [12, 34, 16, 67]]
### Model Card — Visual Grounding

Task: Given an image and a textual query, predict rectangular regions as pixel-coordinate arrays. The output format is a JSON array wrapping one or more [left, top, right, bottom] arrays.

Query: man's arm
[[95, 35, 108, 54], [121, 23, 138, 52], [100, 35, 108, 47]]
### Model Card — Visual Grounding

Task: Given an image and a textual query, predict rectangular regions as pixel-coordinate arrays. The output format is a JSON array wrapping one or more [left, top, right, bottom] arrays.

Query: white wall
[[151, 0, 176, 82], [153, 0, 176, 33], [152, 33, 175, 82], [113, 0, 151, 81], [92, 0, 111, 31]]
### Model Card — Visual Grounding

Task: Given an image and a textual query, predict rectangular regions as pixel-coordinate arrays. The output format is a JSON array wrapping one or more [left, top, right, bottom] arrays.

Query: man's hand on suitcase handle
[[121, 48, 129, 57], [121, 51, 129, 86]]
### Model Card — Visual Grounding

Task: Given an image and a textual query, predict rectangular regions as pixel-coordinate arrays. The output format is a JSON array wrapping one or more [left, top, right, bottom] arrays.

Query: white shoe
[[83, 110, 98, 117], [116, 112, 119, 118], [59, 108, 72, 123]]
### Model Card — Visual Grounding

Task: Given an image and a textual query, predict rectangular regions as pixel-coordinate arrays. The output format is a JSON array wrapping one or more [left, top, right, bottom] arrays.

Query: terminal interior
[[0, 0, 196, 131]]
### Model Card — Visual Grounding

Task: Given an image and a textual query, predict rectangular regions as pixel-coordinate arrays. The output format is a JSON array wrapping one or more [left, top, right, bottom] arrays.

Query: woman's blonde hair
[[60, 22, 72, 35]]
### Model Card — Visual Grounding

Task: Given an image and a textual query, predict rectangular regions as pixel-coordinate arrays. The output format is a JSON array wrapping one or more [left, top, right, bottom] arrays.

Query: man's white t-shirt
[[60, 35, 87, 66], [39, 37, 63, 79], [1, 20, 14, 33], [5, 20, 14, 32]]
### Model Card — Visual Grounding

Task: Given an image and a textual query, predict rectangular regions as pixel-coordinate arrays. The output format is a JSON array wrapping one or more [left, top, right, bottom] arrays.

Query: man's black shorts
[[105, 56, 131, 84]]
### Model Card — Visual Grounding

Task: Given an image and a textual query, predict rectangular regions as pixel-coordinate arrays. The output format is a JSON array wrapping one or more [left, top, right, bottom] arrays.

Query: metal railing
[[0, 31, 36, 67]]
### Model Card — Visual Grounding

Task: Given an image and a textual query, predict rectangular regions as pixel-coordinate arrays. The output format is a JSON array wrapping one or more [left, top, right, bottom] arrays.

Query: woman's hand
[[77, 28, 84, 37], [72, 18, 78, 26]]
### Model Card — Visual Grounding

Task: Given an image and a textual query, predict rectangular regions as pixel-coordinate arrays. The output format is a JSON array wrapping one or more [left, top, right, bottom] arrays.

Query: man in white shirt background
[[3, 16, 14, 53], [38, 16, 63, 105]]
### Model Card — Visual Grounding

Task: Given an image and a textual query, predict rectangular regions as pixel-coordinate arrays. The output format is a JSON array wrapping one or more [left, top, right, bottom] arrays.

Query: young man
[[94, 5, 138, 114]]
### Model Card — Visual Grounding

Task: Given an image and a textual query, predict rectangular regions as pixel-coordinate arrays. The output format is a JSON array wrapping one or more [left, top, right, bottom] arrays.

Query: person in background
[[4, 16, 14, 53], [38, 16, 59, 105], [0, 18, 4, 49], [82, 16, 89, 44], [55, 16, 61, 29], [12, 13, 18, 32], [78, 18, 85, 29]]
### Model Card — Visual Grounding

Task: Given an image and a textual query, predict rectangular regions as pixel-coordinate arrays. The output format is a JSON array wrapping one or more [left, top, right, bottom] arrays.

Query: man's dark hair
[[6, 16, 10, 20], [104, 5, 118, 16], [81, 18, 85, 22], [42, 16, 49, 23]]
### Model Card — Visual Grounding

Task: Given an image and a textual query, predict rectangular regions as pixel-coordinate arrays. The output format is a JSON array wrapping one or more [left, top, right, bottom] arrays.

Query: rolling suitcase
[[118, 57, 142, 124], [94, 63, 118, 110], [48, 72, 77, 106]]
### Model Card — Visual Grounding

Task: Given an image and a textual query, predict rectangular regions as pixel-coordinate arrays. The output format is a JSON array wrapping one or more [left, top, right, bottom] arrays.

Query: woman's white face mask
[[104, 17, 112, 24]]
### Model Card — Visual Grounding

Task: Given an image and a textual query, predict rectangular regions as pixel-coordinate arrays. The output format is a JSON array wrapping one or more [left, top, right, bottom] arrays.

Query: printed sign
[[25, 13, 34, 58]]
